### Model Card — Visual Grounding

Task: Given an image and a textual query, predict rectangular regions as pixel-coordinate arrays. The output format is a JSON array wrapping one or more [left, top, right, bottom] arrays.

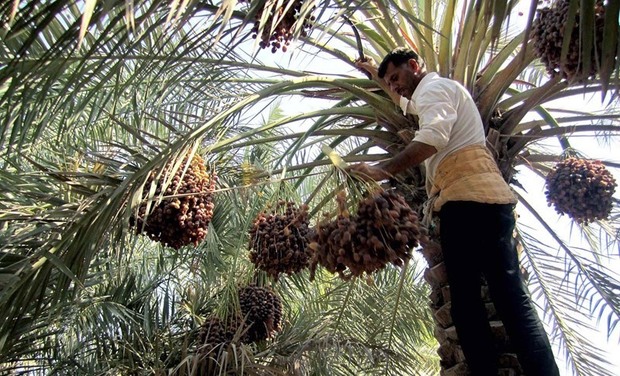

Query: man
[[350, 47, 560, 376]]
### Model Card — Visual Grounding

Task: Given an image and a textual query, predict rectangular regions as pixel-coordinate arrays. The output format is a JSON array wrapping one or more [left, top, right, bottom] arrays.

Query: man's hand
[[347, 162, 390, 182], [354, 57, 402, 105], [354, 57, 379, 80]]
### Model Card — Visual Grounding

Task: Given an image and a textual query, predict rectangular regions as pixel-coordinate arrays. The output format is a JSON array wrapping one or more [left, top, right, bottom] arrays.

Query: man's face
[[383, 60, 417, 98]]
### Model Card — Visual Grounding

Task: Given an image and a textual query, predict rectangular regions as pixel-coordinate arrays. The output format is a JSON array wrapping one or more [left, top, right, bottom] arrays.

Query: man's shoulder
[[426, 73, 462, 88], [414, 73, 459, 99], [424, 74, 473, 100]]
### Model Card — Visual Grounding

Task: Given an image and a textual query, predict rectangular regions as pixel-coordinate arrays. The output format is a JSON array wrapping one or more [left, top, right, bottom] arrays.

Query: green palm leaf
[[1, 1, 619, 375]]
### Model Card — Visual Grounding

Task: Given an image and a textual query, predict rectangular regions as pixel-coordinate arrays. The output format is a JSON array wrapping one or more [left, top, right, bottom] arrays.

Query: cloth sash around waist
[[429, 144, 517, 211]]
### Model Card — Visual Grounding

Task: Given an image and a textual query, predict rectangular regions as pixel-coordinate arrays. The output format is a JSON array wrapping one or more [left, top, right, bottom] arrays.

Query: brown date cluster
[[240, 0, 315, 53], [530, 0, 607, 81], [308, 190, 421, 281], [195, 315, 243, 374], [238, 285, 283, 342], [249, 201, 312, 280], [545, 157, 616, 224], [130, 154, 216, 250], [198, 317, 237, 355], [197, 286, 282, 355]]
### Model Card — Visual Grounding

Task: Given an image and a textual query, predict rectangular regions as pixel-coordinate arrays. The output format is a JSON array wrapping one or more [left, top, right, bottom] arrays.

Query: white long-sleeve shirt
[[399, 72, 486, 187]]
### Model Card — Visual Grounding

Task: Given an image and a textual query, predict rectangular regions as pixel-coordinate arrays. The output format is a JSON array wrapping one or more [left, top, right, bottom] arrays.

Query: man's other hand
[[354, 57, 379, 80]]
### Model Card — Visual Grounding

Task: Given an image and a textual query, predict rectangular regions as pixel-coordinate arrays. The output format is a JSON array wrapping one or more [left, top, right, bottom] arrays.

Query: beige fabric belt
[[428, 144, 517, 212]]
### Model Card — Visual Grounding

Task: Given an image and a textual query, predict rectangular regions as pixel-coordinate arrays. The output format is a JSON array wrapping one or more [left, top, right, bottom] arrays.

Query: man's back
[[409, 72, 486, 184]]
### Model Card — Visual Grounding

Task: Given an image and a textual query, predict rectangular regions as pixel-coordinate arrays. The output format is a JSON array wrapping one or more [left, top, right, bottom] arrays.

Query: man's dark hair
[[377, 47, 425, 78]]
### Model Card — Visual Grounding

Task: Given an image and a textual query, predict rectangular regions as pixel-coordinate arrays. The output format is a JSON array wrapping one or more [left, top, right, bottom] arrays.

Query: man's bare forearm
[[376, 80, 401, 105], [355, 60, 401, 105], [379, 141, 437, 176]]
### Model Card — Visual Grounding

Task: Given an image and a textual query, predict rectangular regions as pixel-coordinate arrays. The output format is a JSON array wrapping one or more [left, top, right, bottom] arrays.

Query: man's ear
[[408, 59, 419, 72]]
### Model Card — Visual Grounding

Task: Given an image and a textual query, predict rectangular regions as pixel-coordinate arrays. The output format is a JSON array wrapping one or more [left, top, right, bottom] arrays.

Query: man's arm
[[380, 141, 437, 175], [348, 141, 437, 181], [355, 59, 401, 105]]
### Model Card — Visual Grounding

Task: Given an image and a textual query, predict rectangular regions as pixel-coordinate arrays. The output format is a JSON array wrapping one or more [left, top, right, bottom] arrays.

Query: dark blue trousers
[[439, 201, 560, 376]]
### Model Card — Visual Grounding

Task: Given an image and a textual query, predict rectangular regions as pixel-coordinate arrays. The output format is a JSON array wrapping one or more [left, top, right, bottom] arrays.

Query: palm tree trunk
[[419, 237, 525, 376], [390, 129, 525, 375]]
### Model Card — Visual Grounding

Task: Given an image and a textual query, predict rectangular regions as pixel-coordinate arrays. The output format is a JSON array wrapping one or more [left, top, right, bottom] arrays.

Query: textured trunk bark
[[388, 128, 524, 374], [419, 237, 525, 376]]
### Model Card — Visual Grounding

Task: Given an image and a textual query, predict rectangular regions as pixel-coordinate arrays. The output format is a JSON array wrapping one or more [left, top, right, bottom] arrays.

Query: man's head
[[378, 47, 426, 98]]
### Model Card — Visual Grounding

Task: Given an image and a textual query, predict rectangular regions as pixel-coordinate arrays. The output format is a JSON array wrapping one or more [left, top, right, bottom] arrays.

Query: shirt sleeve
[[399, 96, 410, 115], [412, 85, 457, 151]]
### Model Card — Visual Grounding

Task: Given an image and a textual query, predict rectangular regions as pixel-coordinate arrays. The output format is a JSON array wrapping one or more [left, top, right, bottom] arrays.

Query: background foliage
[[0, 0, 619, 375]]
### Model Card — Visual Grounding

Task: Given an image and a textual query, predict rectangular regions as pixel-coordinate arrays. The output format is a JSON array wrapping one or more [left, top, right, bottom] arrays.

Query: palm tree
[[0, 0, 619, 375]]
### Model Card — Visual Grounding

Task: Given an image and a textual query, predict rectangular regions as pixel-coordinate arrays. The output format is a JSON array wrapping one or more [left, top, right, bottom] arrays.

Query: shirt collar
[[411, 72, 438, 102], [398, 72, 439, 116]]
